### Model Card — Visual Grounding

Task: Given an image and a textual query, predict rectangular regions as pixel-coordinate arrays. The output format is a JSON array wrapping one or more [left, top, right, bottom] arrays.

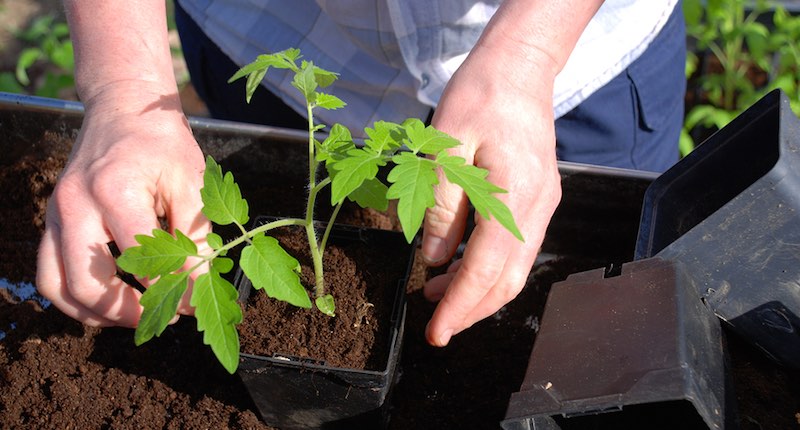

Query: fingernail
[[438, 329, 454, 346], [422, 236, 447, 264]]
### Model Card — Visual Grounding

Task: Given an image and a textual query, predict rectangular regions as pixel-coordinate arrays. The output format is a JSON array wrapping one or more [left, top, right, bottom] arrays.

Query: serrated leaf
[[117, 229, 197, 278], [201, 156, 250, 226], [387, 152, 438, 242], [312, 65, 338, 87], [240, 234, 312, 309], [364, 121, 403, 154], [228, 50, 300, 102], [244, 67, 268, 103], [315, 294, 336, 316], [348, 177, 389, 211], [402, 118, 460, 155], [227, 50, 298, 84], [329, 148, 385, 205], [292, 62, 318, 102], [192, 269, 243, 374], [315, 92, 346, 110], [437, 153, 524, 241], [317, 123, 354, 163], [134, 272, 189, 346]]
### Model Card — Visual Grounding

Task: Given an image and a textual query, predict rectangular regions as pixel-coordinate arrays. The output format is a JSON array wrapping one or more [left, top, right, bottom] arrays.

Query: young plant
[[681, 0, 800, 155], [116, 48, 522, 373]]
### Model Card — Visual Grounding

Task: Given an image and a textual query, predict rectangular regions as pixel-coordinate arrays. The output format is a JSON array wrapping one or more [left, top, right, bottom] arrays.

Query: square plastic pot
[[234, 218, 414, 430], [635, 89, 800, 367], [502, 258, 727, 430]]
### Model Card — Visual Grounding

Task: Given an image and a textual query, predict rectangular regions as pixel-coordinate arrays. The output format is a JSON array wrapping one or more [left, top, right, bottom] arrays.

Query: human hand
[[36, 86, 209, 328], [421, 44, 563, 347]]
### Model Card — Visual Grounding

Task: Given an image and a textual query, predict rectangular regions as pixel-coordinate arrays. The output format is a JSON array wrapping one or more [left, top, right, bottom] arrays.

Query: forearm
[[64, 0, 178, 110], [473, 0, 604, 94]]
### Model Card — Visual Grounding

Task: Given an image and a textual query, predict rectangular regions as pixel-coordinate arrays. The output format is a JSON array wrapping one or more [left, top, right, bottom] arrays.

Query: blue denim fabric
[[554, 2, 686, 172]]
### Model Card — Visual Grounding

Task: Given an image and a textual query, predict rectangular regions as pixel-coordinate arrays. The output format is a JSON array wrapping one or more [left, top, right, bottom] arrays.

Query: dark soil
[[2, 118, 800, 430], [238, 225, 408, 370]]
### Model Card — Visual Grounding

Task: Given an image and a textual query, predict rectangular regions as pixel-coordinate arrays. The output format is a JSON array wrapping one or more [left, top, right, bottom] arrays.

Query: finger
[[421, 157, 470, 266], [425, 219, 542, 346], [36, 223, 119, 327], [59, 203, 146, 328], [423, 259, 462, 302], [98, 176, 162, 252], [164, 169, 209, 316]]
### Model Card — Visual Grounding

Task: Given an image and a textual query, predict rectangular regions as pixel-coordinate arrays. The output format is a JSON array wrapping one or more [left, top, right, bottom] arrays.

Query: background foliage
[[682, 0, 800, 155]]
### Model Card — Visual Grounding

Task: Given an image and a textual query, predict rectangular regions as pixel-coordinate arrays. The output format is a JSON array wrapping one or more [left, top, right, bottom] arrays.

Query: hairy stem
[[305, 101, 326, 297]]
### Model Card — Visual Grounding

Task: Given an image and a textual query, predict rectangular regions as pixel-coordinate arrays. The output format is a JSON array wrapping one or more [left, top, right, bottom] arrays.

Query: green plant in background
[[1, 2, 182, 98], [116, 48, 522, 373], [3, 14, 75, 98], [682, 0, 800, 155]]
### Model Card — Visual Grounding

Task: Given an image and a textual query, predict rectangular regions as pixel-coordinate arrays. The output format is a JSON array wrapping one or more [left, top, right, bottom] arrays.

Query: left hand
[[421, 41, 563, 347]]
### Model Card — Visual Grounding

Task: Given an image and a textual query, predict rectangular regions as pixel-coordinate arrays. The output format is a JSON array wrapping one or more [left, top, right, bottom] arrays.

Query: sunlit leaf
[[315, 294, 335, 317], [201, 156, 250, 226], [134, 272, 189, 346], [240, 234, 311, 309], [117, 228, 197, 278], [387, 152, 438, 242], [192, 269, 243, 374], [437, 153, 523, 241]]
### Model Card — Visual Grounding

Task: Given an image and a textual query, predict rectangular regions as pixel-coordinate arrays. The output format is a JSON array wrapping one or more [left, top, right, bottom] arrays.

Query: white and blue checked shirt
[[180, 0, 678, 136]]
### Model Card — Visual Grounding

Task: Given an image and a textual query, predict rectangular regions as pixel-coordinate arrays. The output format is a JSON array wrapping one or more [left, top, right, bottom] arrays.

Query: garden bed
[[1, 94, 799, 429]]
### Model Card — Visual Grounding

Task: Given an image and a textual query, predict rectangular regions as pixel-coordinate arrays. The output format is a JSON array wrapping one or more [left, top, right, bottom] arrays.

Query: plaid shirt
[[180, 0, 677, 135]]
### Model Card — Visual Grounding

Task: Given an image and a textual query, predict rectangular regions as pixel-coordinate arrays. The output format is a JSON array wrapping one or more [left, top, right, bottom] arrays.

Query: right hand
[[36, 85, 209, 328]]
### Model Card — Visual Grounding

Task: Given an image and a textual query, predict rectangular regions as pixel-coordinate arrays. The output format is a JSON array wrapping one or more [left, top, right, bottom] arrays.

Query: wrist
[[81, 80, 184, 121]]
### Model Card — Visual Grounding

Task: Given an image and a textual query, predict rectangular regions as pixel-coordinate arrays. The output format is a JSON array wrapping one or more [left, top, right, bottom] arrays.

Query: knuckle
[[459, 261, 502, 293]]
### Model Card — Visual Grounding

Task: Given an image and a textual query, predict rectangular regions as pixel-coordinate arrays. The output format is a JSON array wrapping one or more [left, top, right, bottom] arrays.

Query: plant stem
[[305, 101, 326, 297], [189, 218, 305, 273], [320, 202, 343, 255]]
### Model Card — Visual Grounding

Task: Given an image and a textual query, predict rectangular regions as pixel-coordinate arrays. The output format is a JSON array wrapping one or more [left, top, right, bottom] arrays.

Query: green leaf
[[244, 67, 268, 103], [437, 153, 524, 242], [329, 148, 385, 205], [386, 152, 439, 242], [315, 92, 346, 110], [312, 65, 338, 87], [682, 0, 703, 27], [317, 123, 354, 163], [240, 234, 312, 309], [364, 121, 403, 154], [15, 47, 41, 85], [348, 177, 389, 211], [206, 232, 223, 250], [679, 128, 696, 157], [192, 269, 243, 374], [402, 118, 460, 155], [228, 49, 300, 102], [212, 257, 234, 274], [134, 272, 189, 346], [117, 228, 197, 278], [292, 61, 318, 102], [201, 156, 250, 226], [228, 50, 298, 84], [0, 72, 24, 93], [315, 294, 335, 317]]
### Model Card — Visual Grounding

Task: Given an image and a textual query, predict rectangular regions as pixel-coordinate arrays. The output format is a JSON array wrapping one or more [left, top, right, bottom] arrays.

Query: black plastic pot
[[635, 89, 800, 367], [502, 258, 728, 430], [234, 218, 414, 430]]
